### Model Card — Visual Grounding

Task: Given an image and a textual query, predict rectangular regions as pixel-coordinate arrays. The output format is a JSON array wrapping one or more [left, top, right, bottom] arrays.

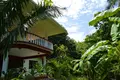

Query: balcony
[[18, 32, 53, 50]]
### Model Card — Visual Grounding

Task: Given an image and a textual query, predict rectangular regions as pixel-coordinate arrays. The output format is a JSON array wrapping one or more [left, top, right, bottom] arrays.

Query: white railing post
[[51, 43, 53, 50], [48, 42, 53, 50], [44, 40, 48, 48]]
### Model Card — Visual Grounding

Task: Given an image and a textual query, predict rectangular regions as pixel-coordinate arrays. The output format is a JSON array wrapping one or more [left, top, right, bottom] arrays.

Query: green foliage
[[40, 0, 53, 7], [84, 31, 102, 47], [0, 68, 26, 80], [73, 40, 117, 80], [89, 7, 120, 41], [89, 7, 120, 26], [49, 34, 82, 59], [46, 44, 85, 80], [110, 23, 120, 41], [46, 45, 73, 80], [0, 64, 48, 80], [73, 40, 109, 70], [81, 40, 109, 60], [76, 42, 88, 54], [46, 59, 72, 80], [66, 38, 81, 59], [109, 17, 120, 22], [48, 33, 67, 45], [30, 63, 45, 76], [72, 6, 120, 80], [48, 33, 88, 79], [71, 76, 88, 80]]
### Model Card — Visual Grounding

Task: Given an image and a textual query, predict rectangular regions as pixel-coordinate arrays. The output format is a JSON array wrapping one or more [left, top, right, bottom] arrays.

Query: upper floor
[[12, 18, 67, 56]]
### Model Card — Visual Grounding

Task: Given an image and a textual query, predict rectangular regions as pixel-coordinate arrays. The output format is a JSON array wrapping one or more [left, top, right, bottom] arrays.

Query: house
[[0, 18, 67, 77]]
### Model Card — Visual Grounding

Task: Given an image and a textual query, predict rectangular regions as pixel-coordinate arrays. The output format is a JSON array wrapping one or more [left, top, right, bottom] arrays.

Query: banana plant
[[73, 40, 117, 80], [89, 7, 120, 42], [89, 7, 120, 26], [73, 7, 120, 80]]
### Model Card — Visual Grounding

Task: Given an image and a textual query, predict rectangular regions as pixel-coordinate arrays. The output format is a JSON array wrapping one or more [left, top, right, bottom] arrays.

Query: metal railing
[[18, 33, 53, 50]]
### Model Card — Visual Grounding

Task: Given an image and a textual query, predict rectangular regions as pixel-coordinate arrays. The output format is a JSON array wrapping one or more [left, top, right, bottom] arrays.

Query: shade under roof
[[28, 18, 67, 37]]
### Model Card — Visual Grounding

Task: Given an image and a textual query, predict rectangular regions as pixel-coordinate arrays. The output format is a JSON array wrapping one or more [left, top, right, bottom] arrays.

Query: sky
[[34, 0, 108, 42]]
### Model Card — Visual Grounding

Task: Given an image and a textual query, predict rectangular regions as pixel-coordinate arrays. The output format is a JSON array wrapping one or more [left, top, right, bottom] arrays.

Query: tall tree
[[84, 30, 102, 48], [49, 34, 82, 59]]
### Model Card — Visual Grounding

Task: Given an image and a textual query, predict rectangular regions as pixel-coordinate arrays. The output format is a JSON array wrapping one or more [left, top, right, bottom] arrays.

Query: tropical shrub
[[0, 67, 26, 80], [73, 41, 114, 80], [45, 45, 73, 80]]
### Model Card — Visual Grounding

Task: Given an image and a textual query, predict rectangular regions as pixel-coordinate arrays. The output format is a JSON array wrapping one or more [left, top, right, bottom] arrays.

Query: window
[[29, 60, 38, 69]]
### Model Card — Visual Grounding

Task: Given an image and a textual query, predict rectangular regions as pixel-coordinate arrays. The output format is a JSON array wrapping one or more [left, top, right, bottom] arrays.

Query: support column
[[43, 56, 46, 66], [1, 52, 9, 77]]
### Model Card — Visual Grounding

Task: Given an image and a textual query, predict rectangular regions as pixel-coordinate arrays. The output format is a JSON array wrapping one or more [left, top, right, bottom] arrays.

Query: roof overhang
[[28, 18, 67, 37]]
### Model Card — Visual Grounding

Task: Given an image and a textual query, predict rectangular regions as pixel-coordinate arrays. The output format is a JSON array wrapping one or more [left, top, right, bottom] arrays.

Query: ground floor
[[0, 48, 47, 77], [0, 39, 52, 78]]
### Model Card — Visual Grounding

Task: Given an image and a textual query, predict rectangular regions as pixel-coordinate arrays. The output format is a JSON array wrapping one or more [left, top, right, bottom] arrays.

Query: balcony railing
[[18, 33, 53, 50]]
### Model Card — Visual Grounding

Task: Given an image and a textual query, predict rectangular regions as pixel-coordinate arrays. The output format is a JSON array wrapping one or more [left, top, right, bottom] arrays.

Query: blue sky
[[34, 0, 108, 42], [53, 0, 108, 42]]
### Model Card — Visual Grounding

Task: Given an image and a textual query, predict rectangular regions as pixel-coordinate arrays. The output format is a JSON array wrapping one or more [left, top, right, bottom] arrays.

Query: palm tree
[[0, 0, 62, 57]]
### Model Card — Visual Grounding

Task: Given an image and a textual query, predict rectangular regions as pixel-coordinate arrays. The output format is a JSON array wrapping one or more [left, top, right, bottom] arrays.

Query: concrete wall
[[23, 58, 43, 73]]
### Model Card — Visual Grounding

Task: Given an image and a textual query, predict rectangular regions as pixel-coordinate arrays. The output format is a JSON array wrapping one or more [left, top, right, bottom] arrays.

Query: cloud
[[68, 32, 85, 42], [65, 25, 85, 41], [53, 0, 72, 7], [55, 17, 68, 23], [53, 0, 86, 19], [89, 28, 96, 34], [66, 26, 79, 33], [34, 0, 107, 19], [80, 10, 92, 14], [65, 0, 86, 18], [53, 0, 107, 19]]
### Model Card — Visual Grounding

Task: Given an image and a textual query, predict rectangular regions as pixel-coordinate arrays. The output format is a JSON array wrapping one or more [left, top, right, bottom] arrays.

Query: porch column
[[1, 52, 9, 77], [43, 56, 46, 66]]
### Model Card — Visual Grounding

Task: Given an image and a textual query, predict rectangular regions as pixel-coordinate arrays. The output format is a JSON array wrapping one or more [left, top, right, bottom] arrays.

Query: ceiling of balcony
[[28, 18, 67, 38]]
